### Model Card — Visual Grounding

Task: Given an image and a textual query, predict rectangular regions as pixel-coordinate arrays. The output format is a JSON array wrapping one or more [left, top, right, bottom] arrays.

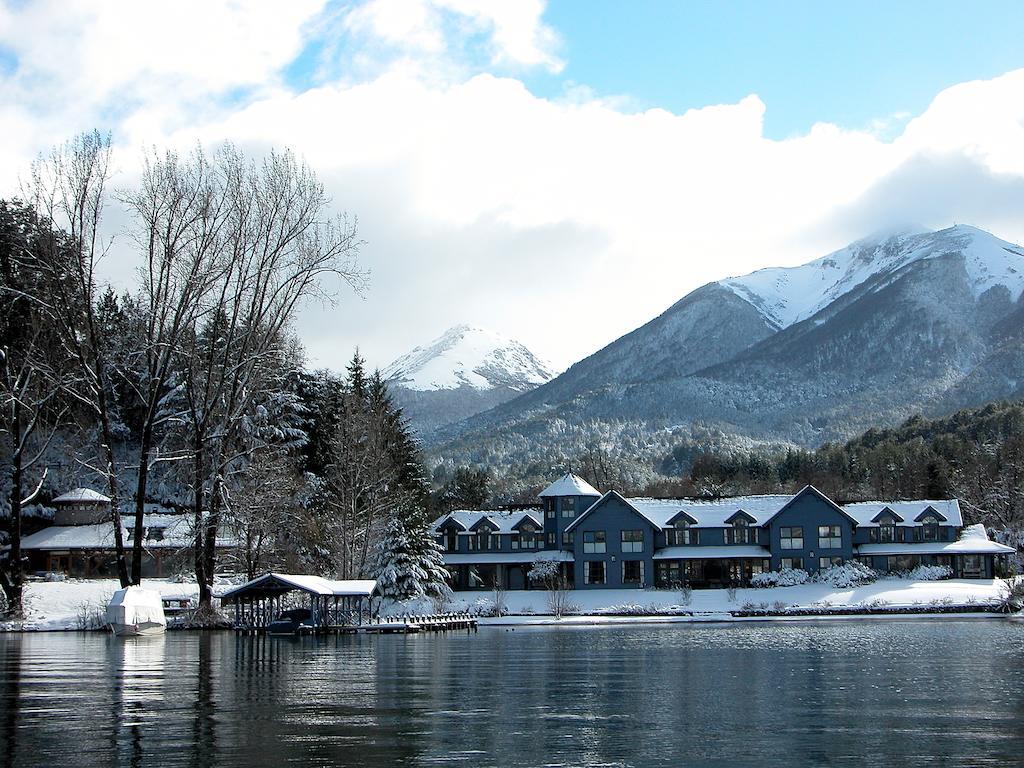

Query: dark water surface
[[1, 620, 1023, 767]]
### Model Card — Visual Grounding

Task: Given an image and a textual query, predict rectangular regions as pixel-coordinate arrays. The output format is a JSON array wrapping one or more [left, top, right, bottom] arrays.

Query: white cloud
[[1, 2, 1022, 373]]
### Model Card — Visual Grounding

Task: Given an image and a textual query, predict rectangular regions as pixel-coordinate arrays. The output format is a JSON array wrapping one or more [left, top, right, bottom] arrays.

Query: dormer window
[[668, 520, 697, 546], [727, 518, 753, 545], [872, 514, 896, 543], [920, 515, 940, 542]]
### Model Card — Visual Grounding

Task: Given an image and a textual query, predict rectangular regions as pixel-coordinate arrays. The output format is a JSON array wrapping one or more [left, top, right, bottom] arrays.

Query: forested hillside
[[646, 400, 1024, 542]]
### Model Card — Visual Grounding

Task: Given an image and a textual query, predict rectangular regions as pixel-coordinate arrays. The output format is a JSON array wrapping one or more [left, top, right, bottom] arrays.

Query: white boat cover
[[106, 586, 167, 629]]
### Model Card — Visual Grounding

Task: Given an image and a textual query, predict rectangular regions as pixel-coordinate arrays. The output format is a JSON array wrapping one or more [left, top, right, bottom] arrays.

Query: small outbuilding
[[220, 573, 380, 633]]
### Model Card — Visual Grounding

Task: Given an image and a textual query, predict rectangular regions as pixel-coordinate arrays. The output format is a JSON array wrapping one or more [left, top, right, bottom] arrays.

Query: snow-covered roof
[[432, 509, 542, 534], [51, 488, 110, 504], [627, 496, 792, 528], [538, 472, 600, 498], [443, 551, 574, 565], [856, 523, 1014, 556], [842, 500, 962, 527], [221, 573, 378, 600], [653, 545, 771, 560], [20, 514, 234, 550]]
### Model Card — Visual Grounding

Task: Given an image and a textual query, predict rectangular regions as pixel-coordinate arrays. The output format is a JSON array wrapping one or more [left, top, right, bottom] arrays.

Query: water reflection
[[0, 622, 1022, 767]]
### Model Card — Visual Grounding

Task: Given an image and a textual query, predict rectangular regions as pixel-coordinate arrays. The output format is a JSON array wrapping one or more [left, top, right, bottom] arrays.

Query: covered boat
[[106, 586, 167, 636]]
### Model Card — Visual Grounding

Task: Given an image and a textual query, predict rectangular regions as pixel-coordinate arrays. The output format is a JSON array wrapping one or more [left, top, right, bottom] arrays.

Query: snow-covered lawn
[[1, 579, 199, 631], [396, 579, 1012, 626]]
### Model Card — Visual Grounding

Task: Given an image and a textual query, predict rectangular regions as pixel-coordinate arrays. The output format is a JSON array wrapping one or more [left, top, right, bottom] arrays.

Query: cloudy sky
[[2, 1, 1024, 372]]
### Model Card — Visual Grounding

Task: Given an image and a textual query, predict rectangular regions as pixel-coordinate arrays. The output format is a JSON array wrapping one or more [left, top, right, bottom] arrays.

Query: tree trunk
[[132, 419, 154, 585], [193, 442, 211, 609], [3, 410, 24, 617], [98, 392, 130, 587]]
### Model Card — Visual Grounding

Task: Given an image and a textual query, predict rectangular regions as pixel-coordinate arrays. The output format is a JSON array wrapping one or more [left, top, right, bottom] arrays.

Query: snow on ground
[[1, 578, 1012, 631], [392, 579, 1010, 626], [2, 579, 199, 631]]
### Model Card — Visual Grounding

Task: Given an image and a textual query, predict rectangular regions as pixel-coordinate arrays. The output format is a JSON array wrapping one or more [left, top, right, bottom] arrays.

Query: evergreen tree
[[373, 507, 451, 601]]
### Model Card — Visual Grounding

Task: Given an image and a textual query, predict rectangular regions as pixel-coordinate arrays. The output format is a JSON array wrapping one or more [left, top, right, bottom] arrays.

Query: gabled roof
[[842, 500, 962, 527], [666, 510, 699, 526], [724, 509, 757, 525], [221, 573, 378, 600], [759, 485, 861, 528], [914, 505, 947, 523], [511, 515, 541, 531], [468, 516, 499, 532], [52, 488, 110, 504], [538, 472, 600, 498], [431, 509, 541, 535], [870, 506, 904, 523], [564, 491, 663, 533]]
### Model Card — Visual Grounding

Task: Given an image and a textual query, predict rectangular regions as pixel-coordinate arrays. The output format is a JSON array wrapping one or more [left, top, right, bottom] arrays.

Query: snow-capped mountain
[[431, 225, 1024, 466], [722, 225, 1024, 329], [385, 325, 555, 434], [385, 325, 555, 392]]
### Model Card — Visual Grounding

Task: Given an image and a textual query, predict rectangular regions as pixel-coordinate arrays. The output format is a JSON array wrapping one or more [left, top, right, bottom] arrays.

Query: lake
[[1, 620, 1022, 767]]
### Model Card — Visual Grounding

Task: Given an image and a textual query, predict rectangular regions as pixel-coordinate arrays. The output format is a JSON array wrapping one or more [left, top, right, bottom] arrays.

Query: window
[[921, 516, 940, 542], [727, 519, 753, 544], [622, 560, 644, 585], [547, 532, 556, 546], [656, 561, 682, 588], [621, 530, 643, 553], [583, 531, 606, 554], [780, 557, 803, 570], [561, 497, 576, 518], [521, 534, 537, 550], [443, 532, 458, 552], [546, 506, 555, 520], [780, 527, 803, 550], [886, 554, 921, 572], [489, 534, 500, 550], [817, 525, 842, 549], [819, 556, 842, 569], [584, 560, 606, 585], [562, 531, 574, 547], [510, 534, 519, 550], [668, 521, 695, 546]]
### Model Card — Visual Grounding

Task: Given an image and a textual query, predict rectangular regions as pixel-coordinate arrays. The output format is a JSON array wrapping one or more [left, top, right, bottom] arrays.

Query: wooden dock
[[359, 613, 478, 634]]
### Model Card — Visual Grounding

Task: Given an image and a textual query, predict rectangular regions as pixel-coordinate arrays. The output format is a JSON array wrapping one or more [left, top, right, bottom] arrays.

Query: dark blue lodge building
[[432, 473, 1015, 590]]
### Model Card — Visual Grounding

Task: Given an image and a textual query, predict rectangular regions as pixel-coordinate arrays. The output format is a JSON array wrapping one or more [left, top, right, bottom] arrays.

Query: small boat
[[106, 586, 167, 636], [267, 608, 314, 636]]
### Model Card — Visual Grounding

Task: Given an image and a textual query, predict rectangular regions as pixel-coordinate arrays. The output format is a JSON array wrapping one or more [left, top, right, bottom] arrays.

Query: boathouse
[[220, 573, 380, 632]]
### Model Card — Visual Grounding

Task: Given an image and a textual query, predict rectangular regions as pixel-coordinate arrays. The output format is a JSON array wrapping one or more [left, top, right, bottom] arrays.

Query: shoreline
[[477, 610, 1013, 627]]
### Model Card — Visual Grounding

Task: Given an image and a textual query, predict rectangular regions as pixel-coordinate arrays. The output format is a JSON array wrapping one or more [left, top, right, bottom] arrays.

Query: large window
[[656, 561, 682, 588], [887, 554, 920, 572], [667, 521, 696, 546], [622, 560, 644, 585], [780, 557, 803, 570], [621, 530, 643, 553], [583, 531, 606, 554], [819, 556, 842, 570], [817, 525, 842, 549], [727, 520, 753, 545], [780, 526, 803, 550], [561, 497, 576, 518], [872, 516, 896, 543], [584, 561, 606, 585], [511, 533, 537, 550]]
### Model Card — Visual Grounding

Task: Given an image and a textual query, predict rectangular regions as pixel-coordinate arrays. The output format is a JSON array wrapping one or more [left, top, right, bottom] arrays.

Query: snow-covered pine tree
[[373, 507, 451, 601]]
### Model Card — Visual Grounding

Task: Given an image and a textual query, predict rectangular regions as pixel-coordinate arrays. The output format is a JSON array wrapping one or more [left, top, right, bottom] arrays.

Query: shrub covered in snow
[[750, 568, 809, 588], [906, 564, 953, 581], [811, 561, 876, 588]]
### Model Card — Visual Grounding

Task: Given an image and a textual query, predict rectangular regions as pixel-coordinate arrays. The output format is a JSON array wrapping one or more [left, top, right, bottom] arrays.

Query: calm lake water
[[1, 621, 1023, 767]]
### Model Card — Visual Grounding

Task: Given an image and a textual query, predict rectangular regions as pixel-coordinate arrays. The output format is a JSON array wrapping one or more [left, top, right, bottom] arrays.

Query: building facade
[[432, 473, 1014, 590]]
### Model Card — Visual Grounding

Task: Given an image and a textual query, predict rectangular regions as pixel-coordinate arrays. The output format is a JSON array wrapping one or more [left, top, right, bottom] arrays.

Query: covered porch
[[443, 552, 574, 590], [654, 546, 771, 588], [220, 573, 380, 633]]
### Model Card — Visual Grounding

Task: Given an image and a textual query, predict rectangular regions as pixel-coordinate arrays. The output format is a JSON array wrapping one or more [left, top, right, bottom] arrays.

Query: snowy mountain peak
[[384, 325, 556, 392], [721, 225, 1024, 329]]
